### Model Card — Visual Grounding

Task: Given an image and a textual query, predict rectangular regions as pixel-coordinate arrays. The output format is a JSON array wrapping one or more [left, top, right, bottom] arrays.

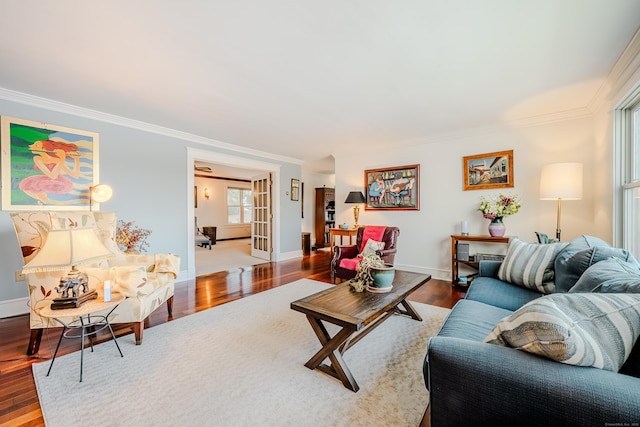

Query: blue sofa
[[424, 237, 640, 426]]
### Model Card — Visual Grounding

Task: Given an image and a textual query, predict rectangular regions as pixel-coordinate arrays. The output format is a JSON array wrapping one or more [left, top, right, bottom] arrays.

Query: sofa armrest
[[478, 260, 502, 278], [427, 336, 640, 426], [108, 253, 180, 278]]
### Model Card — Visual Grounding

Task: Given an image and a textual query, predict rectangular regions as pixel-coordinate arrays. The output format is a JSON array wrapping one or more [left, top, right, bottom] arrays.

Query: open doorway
[[186, 148, 281, 280]]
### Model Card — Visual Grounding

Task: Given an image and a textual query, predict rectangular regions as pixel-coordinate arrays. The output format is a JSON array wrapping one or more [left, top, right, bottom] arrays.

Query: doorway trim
[[186, 147, 281, 280]]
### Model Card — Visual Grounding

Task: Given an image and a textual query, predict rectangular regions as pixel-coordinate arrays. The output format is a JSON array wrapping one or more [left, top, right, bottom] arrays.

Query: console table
[[450, 235, 510, 286]]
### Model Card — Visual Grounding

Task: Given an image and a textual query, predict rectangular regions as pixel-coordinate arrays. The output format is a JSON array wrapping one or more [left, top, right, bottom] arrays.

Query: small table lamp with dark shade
[[344, 191, 366, 228]]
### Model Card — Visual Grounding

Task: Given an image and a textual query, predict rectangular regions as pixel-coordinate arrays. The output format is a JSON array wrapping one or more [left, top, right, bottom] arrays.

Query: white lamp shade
[[22, 228, 114, 273], [90, 184, 113, 203], [540, 162, 583, 200]]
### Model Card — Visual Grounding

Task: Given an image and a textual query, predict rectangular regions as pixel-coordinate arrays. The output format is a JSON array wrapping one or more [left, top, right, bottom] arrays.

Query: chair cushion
[[339, 258, 360, 270], [111, 266, 154, 297], [360, 239, 385, 256], [497, 238, 567, 294], [569, 257, 640, 293], [485, 293, 640, 372]]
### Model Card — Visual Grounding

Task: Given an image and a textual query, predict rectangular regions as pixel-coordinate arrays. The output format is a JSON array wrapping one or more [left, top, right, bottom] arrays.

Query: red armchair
[[331, 226, 400, 283]]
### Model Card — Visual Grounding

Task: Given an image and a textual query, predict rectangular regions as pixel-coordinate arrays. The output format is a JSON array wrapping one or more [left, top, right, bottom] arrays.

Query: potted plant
[[348, 252, 395, 293]]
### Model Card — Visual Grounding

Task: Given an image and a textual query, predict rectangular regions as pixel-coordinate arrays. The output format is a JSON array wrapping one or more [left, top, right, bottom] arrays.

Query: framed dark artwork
[[364, 164, 419, 210], [1, 116, 100, 210], [301, 182, 305, 218], [291, 178, 300, 201], [463, 150, 514, 191]]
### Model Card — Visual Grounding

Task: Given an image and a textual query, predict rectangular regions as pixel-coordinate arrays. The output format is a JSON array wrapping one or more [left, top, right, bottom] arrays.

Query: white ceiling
[[1, 1, 639, 174]]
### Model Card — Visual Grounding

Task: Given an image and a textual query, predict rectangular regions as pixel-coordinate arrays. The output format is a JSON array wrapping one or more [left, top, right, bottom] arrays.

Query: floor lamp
[[539, 162, 583, 241]]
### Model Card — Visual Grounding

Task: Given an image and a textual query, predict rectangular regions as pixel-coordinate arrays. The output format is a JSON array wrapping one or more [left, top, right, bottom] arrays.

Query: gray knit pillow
[[484, 293, 640, 372], [497, 238, 567, 293]]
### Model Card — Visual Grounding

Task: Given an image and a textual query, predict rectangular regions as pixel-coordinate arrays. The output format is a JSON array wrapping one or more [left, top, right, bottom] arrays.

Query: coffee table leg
[[304, 315, 359, 392], [396, 299, 422, 321]]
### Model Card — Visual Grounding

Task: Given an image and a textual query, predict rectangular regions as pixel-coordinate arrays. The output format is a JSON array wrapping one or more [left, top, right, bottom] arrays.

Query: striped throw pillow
[[484, 293, 640, 371], [497, 238, 568, 293]]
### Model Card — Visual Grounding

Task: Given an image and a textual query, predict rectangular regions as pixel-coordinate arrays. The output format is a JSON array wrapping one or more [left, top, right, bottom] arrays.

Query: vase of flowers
[[478, 193, 521, 237], [116, 220, 152, 254]]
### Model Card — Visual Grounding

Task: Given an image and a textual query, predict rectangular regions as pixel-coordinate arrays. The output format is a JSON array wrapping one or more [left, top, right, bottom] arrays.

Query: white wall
[[194, 176, 251, 240], [333, 115, 602, 281]]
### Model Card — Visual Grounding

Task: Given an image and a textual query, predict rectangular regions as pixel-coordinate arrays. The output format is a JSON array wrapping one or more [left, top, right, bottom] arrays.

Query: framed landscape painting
[[463, 150, 514, 191], [364, 164, 419, 210], [1, 116, 99, 210]]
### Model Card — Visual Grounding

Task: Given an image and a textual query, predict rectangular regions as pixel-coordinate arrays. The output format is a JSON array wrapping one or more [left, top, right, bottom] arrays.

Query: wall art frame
[[364, 164, 420, 210], [1, 116, 100, 211], [290, 178, 300, 201], [463, 150, 514, 191]]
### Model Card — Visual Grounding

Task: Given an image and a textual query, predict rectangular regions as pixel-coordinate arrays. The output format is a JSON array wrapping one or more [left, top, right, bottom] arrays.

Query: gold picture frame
[[463, 150, 514, 191], [364, 164, 419, 210]]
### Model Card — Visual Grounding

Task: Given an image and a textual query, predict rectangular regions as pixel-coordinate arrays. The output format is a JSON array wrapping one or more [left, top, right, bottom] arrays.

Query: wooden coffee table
[[290, 270, 431, 392]]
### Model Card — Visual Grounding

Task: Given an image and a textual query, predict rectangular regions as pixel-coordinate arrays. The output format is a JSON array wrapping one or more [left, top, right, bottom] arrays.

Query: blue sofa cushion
[[466, 276, 543, 311], [569, 257, 640, 293], [554, 235, 611, 292], [497, 238, 567, 293], [485, 293, 640, 372], [436, 299, 513, 342]]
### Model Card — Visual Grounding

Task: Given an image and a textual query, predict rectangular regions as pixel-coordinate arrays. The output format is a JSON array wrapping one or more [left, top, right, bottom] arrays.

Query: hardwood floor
[[0, 250, 464, 427]]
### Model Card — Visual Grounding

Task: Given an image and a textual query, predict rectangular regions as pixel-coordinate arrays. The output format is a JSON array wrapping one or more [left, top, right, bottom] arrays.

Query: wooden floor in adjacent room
[[0, 250, 465, 427]]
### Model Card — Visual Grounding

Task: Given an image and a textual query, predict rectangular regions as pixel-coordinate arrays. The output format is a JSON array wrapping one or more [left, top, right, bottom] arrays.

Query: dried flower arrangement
[[116, 220, 152, 254]]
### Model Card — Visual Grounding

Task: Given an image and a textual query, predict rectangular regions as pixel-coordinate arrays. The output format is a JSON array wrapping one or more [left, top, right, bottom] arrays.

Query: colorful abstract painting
[[1, 116, 99, 210]]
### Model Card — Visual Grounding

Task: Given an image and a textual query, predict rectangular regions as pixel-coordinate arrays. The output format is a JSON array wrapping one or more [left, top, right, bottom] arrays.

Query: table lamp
[[539, 162, 583, 241], [344, 191, 366, 228], [22, 228, 114, 309]]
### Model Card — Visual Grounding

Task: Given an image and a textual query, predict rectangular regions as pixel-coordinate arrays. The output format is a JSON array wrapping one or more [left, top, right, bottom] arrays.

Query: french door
[[251, 173, 271, 261]]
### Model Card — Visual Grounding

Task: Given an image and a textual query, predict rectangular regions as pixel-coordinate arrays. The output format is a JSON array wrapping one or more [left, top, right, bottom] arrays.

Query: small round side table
[[40, 294, 125, 382]]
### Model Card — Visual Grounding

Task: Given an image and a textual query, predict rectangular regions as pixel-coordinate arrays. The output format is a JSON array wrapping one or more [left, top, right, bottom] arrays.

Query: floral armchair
[[10, 211, 180, 355]]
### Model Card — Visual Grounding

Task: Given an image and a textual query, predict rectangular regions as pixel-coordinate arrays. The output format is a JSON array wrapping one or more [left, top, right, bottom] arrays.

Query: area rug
[[33, 279, 449, 427]]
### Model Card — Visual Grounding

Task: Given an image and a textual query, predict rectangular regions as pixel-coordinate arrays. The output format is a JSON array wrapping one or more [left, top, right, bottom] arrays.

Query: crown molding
[[589, 26, 640, 113], [0, 87, 304, 166]]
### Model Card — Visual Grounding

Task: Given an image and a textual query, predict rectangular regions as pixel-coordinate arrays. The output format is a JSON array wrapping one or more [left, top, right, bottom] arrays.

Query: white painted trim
[[186, 148, 282, 280], [394, 263, 450, 282], [0, 296, 29, 318], [279, 250, 303, 261], [0, 87, 303, 166]]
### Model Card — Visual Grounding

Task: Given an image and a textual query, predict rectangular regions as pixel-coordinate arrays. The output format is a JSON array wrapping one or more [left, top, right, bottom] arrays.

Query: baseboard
[[394, 263, 449, 282], [0, 296, 29, 319]]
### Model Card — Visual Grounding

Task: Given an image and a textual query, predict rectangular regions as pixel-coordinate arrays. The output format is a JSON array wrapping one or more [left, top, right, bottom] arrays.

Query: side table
[[450, 235, 510, 286], [40, 294, 125, 382], [329, 227, 358, 252]]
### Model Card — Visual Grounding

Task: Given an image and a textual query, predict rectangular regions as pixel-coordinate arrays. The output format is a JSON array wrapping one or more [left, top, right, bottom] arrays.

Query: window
[[615, 88, 640, 258], [227, 187, 252, 224]]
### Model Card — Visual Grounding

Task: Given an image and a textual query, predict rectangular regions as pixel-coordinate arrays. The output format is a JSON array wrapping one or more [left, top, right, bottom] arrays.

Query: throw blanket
[[339, 226, 387, 271], [360, 226, 387, 252]]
